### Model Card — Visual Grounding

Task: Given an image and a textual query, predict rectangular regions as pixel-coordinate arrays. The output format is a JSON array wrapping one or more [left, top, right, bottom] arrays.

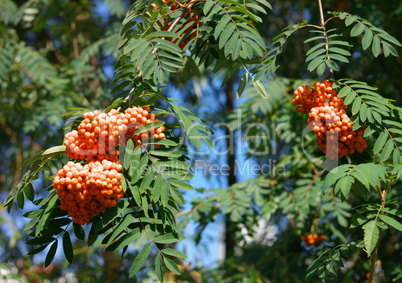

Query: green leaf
[[379, 214, 402, 232], [42, 145, 66, 157], [164, 257, 181, 275], [106, 214, 137, 244], [253, 79, 269, 98], [306, 42, 326, 56], [307, 56, 325, 71], [154, 233, 186, 244], [218, 22, 236, 49], [351, 97, 361, 115], [343, 90, 356, 105], [329, 47, 351, 56], [203, 0, 215, 15], [17, 191, 25, 209], [155, 252, 164, 282], [330, 40, 352, 47], [129, 184, 142, 206], [3, 156, 53, 207], [382, 207, 402, 217], [363, 220, 379, 255], [45, 240, 58, 267], [350, 22, 365, 37], [124, 139, 141, 170], [63, 232, 74, 264], [129, 243, 152, 277], [380, 139, 394, 161], [316, 62, 326, 76], [381, 41, 396, 57], [237, 72, 248, 98], [140, 164, 154, 191], [372, 36, 381, 57], [141, 194, 149, 217], [142, 138, 177, 147], [373, 131, 388, 154], [214, 15, 231, 39], [359, 103, 368, 122], [345, 15, 357, 26], [305, 48, 326, 62], [152, 174, 164, 203], [157, 161, 189, 170], [36, 193, 58, 237], [26, 235, 55, 246], [24, 183, 35, 202], [168, 179, 193, 190], [162, 248, 188, 259], [256, 0, 272, 9], [372, 111, 382, 123], [170, 187, 184, 205], [130, 154, 149, 184], [28, 244, 49, 256], [153, 38, 182, 55], [304, 35, 325, 43], [133, 121, 165, 135], [73, 223, 86, 241], [378, 31, 402, 46], [362, 29, 373, 50], [148, 149, 182, 158], [329, 53, 349, 63], [148, 31, 179, 39], [337, 175, 354, 198], [106, 228, 141, 251]]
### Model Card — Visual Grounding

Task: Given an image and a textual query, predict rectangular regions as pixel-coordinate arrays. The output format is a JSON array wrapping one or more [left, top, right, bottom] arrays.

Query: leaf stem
[[317, 0, 333, 76], [368, 183, 391, 282], [368, 231, 380, 282]]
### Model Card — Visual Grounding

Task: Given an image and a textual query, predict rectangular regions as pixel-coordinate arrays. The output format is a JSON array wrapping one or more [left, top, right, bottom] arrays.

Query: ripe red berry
[[293, 80, 367, 159]]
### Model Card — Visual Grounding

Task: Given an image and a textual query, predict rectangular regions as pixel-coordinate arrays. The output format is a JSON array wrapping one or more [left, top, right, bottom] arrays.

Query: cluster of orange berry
[[63, 106, 165, 160], [54, 106, 165, 225], [152, 0, 202, 49], [53, 160, 123, 225], [301, 234, 325, 246], [292, 80, 367, 159]]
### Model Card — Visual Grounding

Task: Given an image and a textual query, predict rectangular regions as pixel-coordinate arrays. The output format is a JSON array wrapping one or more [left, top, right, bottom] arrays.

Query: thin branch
[[71, 21, 79, 58], [137, 0, 198, 80], [369, 182, 391, 282], [116, 0, 200, 112], [317, 0, 334, 76]]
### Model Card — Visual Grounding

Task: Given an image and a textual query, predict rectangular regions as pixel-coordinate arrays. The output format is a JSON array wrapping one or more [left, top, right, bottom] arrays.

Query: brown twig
[[71, 21, 79, 58]]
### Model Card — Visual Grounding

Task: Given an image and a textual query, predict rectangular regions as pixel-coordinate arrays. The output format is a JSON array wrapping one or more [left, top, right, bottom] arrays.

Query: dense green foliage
[[1, 0, 402, 282]]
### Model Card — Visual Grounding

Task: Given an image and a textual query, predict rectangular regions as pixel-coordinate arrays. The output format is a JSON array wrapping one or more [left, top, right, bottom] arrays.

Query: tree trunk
[[224, 78, 237, 259]]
